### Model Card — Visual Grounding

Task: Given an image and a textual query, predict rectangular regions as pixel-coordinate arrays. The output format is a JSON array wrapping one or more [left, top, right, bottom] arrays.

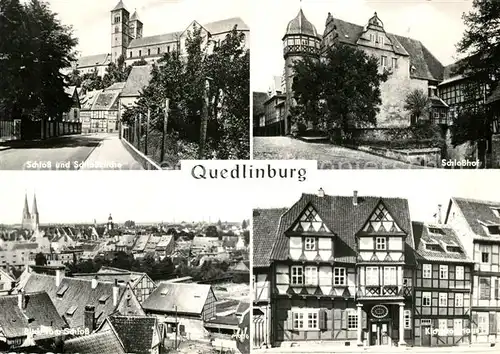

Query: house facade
[[254, 190, 500, 349], [445, 197, 500, 344]]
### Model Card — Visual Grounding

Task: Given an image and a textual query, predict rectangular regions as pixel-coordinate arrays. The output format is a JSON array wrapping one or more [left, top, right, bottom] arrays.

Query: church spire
[[22, 191, 30, 219], [32, 192, 39, 230]]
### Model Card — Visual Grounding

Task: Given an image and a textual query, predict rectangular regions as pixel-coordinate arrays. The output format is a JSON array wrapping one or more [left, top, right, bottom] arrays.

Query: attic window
[[66, 305, 77, 316], [161, 289, 170, 296], [56, 284, 69, 297], [99, 294, 110, 304], [446, 246, 462, 253], [426, 244, 443, 252], [428, 228, 445, 235], [491, 208, 500, 218], [487, 225, 500, 235]]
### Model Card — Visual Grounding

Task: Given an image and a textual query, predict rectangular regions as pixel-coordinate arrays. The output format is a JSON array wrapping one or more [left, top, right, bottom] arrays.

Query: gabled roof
[[323, 17, 443, 81], [106, 315, 158, 353], [21, 272, 126, 329], [447, 197, 500, 239], [270, 193, 415, 264], [412, 222, 471, 262], [92, 90, 121, 111], [0, 291, 66, 339], [142, 283, 213, 315], [64, 330, 125, 354], [253, 208, 287, 268], [121, 65, 152, 97], [77, 53, 111, 69], [203, 17, 249, 34]]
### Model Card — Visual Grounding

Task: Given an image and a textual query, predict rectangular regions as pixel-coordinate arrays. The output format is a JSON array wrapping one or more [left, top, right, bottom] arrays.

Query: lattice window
[[305, 237, 316, 251], [293, 312, 304, 329], [304, 266, 317, 286], [291, 266, 303, 285], [383, 267, 397, 285], [439, 265, 448, 279], [293, 205, 330, 233], [307, 312, 318, 329], [423, 264, 432, 279], [404, 310, 411, 329], [376, 237, 387, 250], [479, 278, 491, 300], [366, 267, 379, 286], [456, 266, 464, 280], [439, 293, 447, 306], [455, 293, 464, 307], [363, 203, 401, 233], [347, 312, 358, 330], [422, 292, 431, 306], [333, 267, 346, 286]]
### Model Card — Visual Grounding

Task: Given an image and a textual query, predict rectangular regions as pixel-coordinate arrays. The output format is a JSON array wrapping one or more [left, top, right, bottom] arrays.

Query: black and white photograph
[[0, 172, 250, 353], [252, 170, 500, 352], [252, 0, 500, 169], [0, 0, 250, 170]]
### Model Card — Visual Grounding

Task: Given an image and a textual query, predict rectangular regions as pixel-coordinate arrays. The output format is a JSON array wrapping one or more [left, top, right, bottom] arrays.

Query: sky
[[253, 169, 500, 224], [0, 171, 251, 225], [251, 0, 474, 92], [40, 0, 250, 58]]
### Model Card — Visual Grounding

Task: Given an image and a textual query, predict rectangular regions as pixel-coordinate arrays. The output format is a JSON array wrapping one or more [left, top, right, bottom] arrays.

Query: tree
[[81, 69, 104, 94], [0, 0, 78, 124], [451, 0, 500, 146], [35, 252, 47, 266], [131, 58, 148, 66], [292, 44, 388, 139], [241, 219, 247, 229], [205, 225, 219, 238], [102, 54, 132, 88], [124, 220, 136, 228], [404, 89, 431, 124], [67, 69, 82, 87]]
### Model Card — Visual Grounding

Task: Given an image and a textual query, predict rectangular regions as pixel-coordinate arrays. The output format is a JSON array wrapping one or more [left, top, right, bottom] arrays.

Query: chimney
[[438, 204, 442, 224], [353, 191, 358, 206], [55, 268, 65, 287], [113, 279, 119, 307], [17, 289, 25, 310], [317, 188, 325, 198], [91, 276, 98, 289], [84, 305, 95, 332]]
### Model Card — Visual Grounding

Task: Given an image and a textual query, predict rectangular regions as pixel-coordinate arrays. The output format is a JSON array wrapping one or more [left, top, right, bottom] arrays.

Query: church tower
[[129, 9, 143, 40], [111, 0, 132, 63], [283, 9, 320, 134], [21, 192, 31, 230], [107, 214, 114, 231], [31, 193, 39, 231]]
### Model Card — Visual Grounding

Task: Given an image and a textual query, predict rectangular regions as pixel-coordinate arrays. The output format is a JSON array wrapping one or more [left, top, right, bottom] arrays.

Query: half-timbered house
[[445, 197, 500, 344], [265, 189, 416, 347], [412, 222, 474, 346]]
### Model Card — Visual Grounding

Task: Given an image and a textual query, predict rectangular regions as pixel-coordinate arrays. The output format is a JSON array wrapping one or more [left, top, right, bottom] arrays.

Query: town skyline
[[0, 172, 250, 225], [252, 0, 473, 92], [38, 0, 250, 58]]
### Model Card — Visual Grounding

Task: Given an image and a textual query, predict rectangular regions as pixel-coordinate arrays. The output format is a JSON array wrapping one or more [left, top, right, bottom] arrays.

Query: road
[[0, 133, 142, 170], [253, 137, 419, 169]]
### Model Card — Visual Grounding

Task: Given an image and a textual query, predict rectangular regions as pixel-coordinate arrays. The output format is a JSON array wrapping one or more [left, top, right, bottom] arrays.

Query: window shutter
[[362, 309, 367, 329], [490, 313, 497, 334], [287, 310, 293, 330], [341, 310, 347, 329], [319, 309, 327, 330]]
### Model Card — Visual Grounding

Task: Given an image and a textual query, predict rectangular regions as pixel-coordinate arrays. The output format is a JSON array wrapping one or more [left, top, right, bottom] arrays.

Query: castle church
[[21, 192, 39, 231], [73, 0, 249, 76]]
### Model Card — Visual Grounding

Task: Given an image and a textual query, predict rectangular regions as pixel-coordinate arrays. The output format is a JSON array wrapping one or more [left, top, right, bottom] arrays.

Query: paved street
[[253, 137, 419, 169], [0, 133, 143, 170], [253, 343, 498, 353]]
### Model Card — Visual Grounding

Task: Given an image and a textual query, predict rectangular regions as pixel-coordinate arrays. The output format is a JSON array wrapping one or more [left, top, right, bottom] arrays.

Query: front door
[[421, 325, 431, 346], [370, 320, 391, 346]]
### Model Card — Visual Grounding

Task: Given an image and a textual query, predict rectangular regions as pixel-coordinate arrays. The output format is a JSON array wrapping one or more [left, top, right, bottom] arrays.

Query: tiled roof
[[448, 197, 500, 239], [92, 90, 120, 111], [203, 17, 249, 34], [285, 9, 318, 38], [191, 236, 220, 249], [253, 92, 268, 118], [107, 315, 158, 354], [270, 193, 415, 264], [412, 222, 471, 262], [253, 208, 287, 268], [121, 65, 152, 97], [0, 291, 66, 339], [21, 273, 126, 329], [64, 330, 125, 354], [105, 82, 126, 91], [323, 17, 443, 81], [77, 53, 111, 69], [157, 235, 173, 248], [132, 235, 151, 252], [142, 283, 212, 315], [128, 32, 180, 49]]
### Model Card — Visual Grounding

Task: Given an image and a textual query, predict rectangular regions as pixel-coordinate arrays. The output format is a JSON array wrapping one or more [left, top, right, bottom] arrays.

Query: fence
[[0, 119, 21, 142], [22, 120, 82, 140]]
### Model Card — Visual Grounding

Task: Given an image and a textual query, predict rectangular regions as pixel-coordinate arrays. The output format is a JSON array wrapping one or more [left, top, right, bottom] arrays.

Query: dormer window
[[491, 208, 500, 218], [487, 225, 500, 235], [375, 237, 386, 250], [428, 227, 445, 235], [304, 237, 316, 251]]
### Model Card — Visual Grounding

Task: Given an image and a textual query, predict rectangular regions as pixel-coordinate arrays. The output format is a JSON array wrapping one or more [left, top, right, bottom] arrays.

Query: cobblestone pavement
[[253, 137, 421, 169]]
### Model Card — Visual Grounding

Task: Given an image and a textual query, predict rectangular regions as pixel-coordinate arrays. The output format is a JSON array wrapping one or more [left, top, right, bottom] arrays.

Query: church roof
[[112, 0, 127, 12], [284, 9, 319, 39], [130, 10, 140, 21], [77, 53, 111, 69]]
